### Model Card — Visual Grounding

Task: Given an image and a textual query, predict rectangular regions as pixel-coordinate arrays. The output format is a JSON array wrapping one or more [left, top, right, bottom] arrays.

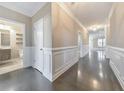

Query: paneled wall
[[106, 3, 124, 90], [106, 3, 124, 48], [106, 46, 124, 90], [51, 3, 89, 81], [52, 47, 79, 81]]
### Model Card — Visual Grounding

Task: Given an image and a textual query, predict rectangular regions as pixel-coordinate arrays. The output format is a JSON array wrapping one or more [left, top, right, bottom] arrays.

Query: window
[[98, 38, 105, 47]]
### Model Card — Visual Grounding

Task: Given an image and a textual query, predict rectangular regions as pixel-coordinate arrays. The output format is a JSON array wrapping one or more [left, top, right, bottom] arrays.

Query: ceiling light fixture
[[87, 25, 105, 31], [71, 2, 75, 5]]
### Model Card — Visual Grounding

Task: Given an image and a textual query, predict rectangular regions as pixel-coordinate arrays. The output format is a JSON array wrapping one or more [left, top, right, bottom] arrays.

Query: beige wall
[[52, 3, 88, 48], [0, 6, 32, 46], [107, 3, 124, 48], [32, 3, 52, 48]]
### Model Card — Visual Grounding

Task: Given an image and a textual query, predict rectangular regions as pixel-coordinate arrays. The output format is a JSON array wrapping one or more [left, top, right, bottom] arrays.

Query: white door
[[78, 32, 83, 57], [33, 18, 44, 73]]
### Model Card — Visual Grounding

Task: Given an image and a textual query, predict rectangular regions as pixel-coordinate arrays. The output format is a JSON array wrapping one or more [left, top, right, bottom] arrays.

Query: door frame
[[0, 17, 26, 68], [32, 18, 44, 72], [78, 31, 83, 58]]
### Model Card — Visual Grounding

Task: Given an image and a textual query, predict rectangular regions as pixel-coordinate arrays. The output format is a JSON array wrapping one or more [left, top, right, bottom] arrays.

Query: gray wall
[[32, 3, 52, 48]]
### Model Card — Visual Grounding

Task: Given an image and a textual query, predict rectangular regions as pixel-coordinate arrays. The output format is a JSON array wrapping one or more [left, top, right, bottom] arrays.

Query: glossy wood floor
[[0, 50, 122, 91], [53, 50, 123, 91]]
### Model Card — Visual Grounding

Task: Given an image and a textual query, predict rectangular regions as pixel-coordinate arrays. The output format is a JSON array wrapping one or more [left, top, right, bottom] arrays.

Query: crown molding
[[108, 3, 116, 20], [56, 2, 88, 33]]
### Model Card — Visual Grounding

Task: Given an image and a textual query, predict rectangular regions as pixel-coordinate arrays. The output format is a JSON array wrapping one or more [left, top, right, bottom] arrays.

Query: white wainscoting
[[23, 47, 34, 67], [31, 45, 89, 82], [52, 46, 79, 81], [42, 48, 52, 81], [106, 46, 124, 90], [80, 45, 89, 58], [31, 47, 53, 81]]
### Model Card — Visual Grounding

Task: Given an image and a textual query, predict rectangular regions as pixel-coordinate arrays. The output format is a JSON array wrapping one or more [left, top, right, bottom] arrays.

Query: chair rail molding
[[106, 45, 124, 90]]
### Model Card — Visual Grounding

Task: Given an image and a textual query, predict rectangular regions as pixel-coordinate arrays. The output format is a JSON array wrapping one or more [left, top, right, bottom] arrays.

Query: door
[[78, 32, 83, 57], [33, 18, 44, 73]]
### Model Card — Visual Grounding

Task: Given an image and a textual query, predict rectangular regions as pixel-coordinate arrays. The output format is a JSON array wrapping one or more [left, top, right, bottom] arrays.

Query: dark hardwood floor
[[0, 50, 122, 91], [53, 50, 123, 91]]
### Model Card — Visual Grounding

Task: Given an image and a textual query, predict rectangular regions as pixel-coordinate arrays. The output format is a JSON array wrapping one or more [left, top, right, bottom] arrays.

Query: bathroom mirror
[[0, 29, 10, 47]]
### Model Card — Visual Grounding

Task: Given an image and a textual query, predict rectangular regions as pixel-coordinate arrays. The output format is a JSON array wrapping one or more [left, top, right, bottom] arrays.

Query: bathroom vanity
[[0, 48, 11, 62], [0, 26, 23, 64], [0, 29, 11, 63]]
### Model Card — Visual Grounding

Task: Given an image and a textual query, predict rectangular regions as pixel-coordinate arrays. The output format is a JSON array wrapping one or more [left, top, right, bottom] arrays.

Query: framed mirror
[[0, 29, 10, 47]]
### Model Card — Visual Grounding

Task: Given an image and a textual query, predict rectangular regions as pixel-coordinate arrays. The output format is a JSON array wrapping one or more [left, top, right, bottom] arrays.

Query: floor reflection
[[75, 49, 122, 90], [91, 79, 100, 89], [98, 50, 105, 60]]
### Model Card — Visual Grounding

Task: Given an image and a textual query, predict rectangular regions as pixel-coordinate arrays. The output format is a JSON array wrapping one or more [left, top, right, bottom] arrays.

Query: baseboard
[[52, 47, 79, 81], [52, 57, 78, 81], [110, 61, 124, 90], [107, 46, 124, 52]]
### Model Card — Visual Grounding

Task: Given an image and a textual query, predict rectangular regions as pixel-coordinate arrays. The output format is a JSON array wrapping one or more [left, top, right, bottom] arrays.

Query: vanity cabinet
[[0, 49, 11, 62]]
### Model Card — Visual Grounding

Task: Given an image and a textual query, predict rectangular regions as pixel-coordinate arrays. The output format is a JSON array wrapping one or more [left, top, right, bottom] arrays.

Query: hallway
[[53, 50, 122, 91], [0, 50, 122, 91]]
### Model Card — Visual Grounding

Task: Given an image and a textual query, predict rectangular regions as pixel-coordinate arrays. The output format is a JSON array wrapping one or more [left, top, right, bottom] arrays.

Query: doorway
[[78, 31, 83, 58], [0, 18, 25, 74], [89, 28, 105, 51]]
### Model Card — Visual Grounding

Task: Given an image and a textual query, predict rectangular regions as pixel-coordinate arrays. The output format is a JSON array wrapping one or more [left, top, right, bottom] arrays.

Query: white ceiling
[[65, 3, 113, 28], [0, 2, 47, 17], [0, 2, 113, 29]]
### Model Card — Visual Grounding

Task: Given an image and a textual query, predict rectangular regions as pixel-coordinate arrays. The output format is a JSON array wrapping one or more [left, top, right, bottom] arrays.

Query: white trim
[[35, 45, 88, 82], [110, 61, 124, 90], [43, 46, 78, 51], [52, 46, 78, 51], [42, 48, 53, 82], [107, 45, 124, 52], [108, 3, 116, 20], [53, 48, 78, 56], [106, 46, 124, 58], [106, 46, 124, 90], [33, 17, 44, 48], [42, 46, 79, 82], [52, 47, 79, 81], [0, 17, 25, 26], [52, 57, 78, 81]]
